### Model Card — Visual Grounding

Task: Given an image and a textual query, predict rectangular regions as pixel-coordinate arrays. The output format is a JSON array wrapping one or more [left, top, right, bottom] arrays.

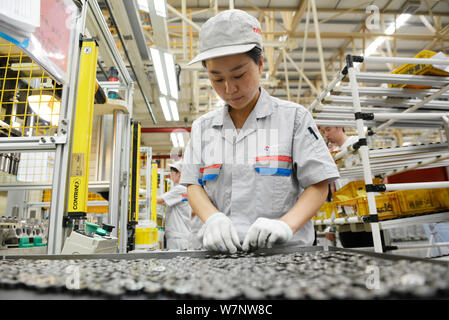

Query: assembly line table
[[1, 246, 449, 300]]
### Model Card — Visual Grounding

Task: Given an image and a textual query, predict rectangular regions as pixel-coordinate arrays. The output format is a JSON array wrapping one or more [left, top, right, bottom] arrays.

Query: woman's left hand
[[242, 218, 293, 251]]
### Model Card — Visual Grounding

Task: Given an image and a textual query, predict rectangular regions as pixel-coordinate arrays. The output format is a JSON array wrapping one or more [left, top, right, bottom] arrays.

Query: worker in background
[[188, 211, 204, 250], [180, 9, 340, 254], [321, 126, 383, 248], [321, 126, 359, 190], [157, 161, 192, 250]]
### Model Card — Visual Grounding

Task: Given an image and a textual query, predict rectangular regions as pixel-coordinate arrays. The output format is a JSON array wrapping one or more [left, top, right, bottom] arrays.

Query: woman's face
[[205, 53, 263, 110]]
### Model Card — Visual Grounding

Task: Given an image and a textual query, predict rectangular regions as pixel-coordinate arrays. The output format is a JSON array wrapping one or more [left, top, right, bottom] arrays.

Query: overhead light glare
[[170, 132, 178, 147], [164, 52, 178, 100], [169, 99, 179, 121], [364, 13, 412, 56], [159, 96, 171, 121], [177, 132, 184, 148], [150, 47, 168, 96]]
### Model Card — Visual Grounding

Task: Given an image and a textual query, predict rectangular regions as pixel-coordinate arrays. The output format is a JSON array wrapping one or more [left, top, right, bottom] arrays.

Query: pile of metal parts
[[1, 250, 449, 299], [0, 217, 46, 248]]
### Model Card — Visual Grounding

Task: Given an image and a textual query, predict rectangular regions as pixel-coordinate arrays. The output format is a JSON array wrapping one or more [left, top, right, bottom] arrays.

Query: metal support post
[[108, 109, 125, 238], [47, 2, 87, 255], [310, 0, 328, 87], [363, 56, 449, 66], [309, 68, 347, 112], [297, 0, 311, 104], [347, 55, 383, 253], [119, 117, 131, 253], [282, 49, 291, 101]]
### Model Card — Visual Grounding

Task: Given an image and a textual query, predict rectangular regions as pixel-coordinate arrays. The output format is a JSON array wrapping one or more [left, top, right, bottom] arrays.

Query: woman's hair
[[170, 167, 179, 174], [202, 46, 263, 68]]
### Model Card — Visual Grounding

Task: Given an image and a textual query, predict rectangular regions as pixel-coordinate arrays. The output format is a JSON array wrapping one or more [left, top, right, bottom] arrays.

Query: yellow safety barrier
[[129, 121, 141, 223], [67, 40, 98, 216], [151, 162, 158, 223]]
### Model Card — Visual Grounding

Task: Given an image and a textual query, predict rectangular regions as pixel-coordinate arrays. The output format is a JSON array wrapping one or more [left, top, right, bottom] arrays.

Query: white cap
[[188, 9, 263, 65], [168, 160, 182, 172]]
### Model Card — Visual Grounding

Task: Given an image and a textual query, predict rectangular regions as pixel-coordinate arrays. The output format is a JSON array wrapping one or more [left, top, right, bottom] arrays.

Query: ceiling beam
[[151, 29, 448, 41], [141, 127, 191, 133], [172, 7, 449, 17], [269, 0, 308, 80]]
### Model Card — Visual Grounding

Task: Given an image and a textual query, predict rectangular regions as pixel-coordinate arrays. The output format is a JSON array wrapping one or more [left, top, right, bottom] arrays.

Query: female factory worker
[[180, 9, 340, 253]]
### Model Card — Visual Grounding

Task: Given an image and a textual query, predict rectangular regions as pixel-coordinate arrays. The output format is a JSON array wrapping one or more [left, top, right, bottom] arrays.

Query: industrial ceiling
[[95, 0, 449, 156]]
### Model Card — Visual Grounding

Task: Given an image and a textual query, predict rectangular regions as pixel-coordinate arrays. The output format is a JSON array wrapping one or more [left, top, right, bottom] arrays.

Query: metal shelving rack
[[311, 54, 449, 253]]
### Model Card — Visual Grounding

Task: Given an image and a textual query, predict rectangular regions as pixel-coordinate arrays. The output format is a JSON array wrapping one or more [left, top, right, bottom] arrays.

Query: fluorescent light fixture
[[150, 47, 179, 100], [154, 0, 167, 18], [164, 51, 178, 100], [170, 132, 179, 148], [27, 95, 60, 126], [169, 99, 179, 121], [177, 132, 184, 148], [136, 0, 149, 12], [159, 96, 171, 121], [364, 13, 412, 56], [150, 47, 168, 96]]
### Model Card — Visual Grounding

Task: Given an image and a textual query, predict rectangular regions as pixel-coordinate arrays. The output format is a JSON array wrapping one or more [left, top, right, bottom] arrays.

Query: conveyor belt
[[1, 246, 449, 300]]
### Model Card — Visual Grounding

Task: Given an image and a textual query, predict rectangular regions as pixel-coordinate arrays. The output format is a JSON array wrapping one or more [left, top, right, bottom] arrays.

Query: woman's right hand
[[198, 212, 242, 253]]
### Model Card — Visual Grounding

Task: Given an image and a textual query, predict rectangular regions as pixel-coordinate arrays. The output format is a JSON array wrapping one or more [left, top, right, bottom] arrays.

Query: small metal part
[[143, 281, 162, 296]]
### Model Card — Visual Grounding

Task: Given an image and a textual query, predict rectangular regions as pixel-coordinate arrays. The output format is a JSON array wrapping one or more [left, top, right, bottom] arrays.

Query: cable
[[103, 0, 157, 124]]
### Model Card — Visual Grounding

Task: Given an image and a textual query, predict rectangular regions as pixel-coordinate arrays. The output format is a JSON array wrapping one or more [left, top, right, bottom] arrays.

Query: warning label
[[71, 153, 85, 177]]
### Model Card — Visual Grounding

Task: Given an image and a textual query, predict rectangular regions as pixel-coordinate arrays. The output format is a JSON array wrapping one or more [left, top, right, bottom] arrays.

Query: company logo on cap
[[253, 27, 262, 35]]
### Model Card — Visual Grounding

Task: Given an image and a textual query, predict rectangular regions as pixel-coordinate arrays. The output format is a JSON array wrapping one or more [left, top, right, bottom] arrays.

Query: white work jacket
[[180, 88, 340, 246], [334, 135, 360, 190], [161, 184, 192, 246]]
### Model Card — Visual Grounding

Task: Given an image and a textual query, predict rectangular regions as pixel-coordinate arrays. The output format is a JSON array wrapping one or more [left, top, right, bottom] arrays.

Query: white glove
[[242, 218, 293, 251], [198, 212, 242, 253]]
